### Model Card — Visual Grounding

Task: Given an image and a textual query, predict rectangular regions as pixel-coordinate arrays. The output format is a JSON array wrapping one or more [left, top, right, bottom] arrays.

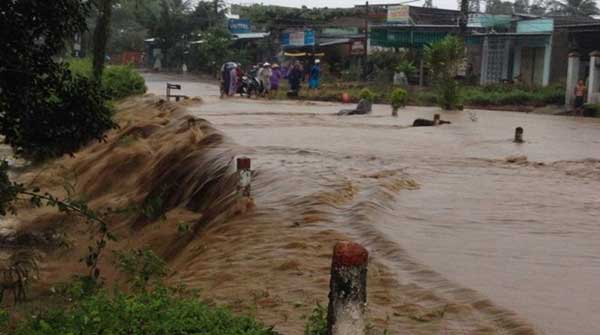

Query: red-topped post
[[327, 241, 369, 335], [236, 157, 251, 197]]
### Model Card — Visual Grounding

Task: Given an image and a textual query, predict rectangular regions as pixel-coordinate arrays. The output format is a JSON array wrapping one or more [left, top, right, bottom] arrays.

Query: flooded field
[[146, 73, 600, 335]]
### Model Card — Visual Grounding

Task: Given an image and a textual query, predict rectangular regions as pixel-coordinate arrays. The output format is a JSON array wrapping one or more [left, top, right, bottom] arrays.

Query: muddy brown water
[[146, 73, 600, 335]]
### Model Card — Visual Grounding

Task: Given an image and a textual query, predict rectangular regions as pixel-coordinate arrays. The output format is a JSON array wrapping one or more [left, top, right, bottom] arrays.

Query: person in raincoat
[[270, 63, 282, 93], [287, 61, 303, 96], [309, 59, 321, 89], [257, 62, 272, 96]]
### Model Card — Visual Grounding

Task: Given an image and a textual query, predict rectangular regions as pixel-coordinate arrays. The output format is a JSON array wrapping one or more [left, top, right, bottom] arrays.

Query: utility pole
[[363, 1, 369, 80], [459, 0, 469, 40]]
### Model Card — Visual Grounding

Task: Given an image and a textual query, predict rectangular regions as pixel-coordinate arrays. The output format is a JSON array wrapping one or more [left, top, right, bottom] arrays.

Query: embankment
[[2, 96, 539, 334]]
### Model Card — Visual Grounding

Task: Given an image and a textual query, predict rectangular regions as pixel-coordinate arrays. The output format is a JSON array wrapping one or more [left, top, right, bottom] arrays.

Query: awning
[[232, 32, 270, 40], [319, 38, 351, 46], [284, 52, 326, 57]]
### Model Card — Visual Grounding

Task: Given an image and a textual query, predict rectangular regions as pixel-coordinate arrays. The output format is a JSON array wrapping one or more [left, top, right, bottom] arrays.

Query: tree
[[551, 0, 600, 16], [424, 35, 465, 110], [191, 26, 233, 75], [486, 0, 514, 14], [93, 0, 114, 80], [190, 0, 226, 30], [513, 0, 529, 13], [150, 0, 193, 69], [530, 0, 550, 14], [0, 0, 116, 160]]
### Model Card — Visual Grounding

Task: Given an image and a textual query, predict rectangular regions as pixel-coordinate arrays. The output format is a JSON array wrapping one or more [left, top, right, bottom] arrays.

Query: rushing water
[[146, 73, 600, 335]]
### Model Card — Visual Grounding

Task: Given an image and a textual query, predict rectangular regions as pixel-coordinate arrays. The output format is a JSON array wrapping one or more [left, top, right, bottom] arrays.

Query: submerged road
[[145, 72, 600, 335]]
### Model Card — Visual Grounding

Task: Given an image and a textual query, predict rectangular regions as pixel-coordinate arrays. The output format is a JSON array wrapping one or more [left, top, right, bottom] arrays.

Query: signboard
[[387, 5, 410, 23], [280, 30, 315, 47], [350, 40, 365, 55], [228, 19, 251, 34]]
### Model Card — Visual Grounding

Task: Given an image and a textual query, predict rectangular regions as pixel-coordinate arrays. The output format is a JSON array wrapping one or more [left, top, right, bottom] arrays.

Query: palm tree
[[551, 0, 599, 16]]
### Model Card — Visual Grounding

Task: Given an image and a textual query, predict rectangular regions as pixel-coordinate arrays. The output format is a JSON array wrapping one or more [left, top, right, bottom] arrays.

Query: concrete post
[[480, 36, 489, 85], [236, 157, 251, 197], [327, 241, 368, 335], [513, 45, 522, 82], [542, 36, 552, 86], [514, 127, 524, 143], [588, 51, 600, 104], [565, 52, 580, 108], [419, 58, 424, 87]]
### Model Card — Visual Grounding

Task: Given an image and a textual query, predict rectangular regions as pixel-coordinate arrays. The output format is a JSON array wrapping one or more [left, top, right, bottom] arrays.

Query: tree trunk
[[92, 0, 113, 81]]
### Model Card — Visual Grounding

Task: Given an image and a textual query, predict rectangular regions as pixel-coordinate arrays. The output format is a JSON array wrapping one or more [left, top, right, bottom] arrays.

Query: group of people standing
[[220, 59, 321, 98]]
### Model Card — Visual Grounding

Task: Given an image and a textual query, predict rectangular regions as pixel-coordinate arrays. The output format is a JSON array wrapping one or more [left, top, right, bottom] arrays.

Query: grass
[[270, 80, 565, 109]]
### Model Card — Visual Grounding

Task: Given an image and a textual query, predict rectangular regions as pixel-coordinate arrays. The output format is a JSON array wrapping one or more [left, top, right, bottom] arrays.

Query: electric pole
[[459, 0, 469, 40], [363, 1, 369, 80]]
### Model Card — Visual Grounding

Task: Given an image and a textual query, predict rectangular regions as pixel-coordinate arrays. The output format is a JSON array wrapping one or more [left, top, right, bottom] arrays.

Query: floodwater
[[145, 73, 600, 335]]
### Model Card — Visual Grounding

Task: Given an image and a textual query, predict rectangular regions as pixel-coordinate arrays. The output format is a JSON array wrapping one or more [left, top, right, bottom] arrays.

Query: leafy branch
[[0, 161, 115, 281]]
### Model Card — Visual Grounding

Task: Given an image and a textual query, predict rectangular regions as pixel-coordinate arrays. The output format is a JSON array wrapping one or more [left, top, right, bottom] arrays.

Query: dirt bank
[[2, 96, 538, 335]]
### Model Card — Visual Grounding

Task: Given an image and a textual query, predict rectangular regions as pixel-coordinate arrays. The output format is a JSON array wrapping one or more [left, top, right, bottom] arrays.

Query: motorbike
[[238, 75, 263, 98]]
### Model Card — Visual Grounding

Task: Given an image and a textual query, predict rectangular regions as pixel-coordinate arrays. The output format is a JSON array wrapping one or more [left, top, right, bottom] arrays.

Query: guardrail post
[[327, 241, 368, 335], [514, 127, 524, 143], [236, 157, 251, 197]]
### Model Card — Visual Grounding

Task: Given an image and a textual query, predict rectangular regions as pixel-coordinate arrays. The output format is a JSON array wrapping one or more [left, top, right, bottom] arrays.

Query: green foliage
[[9, 71, 116, 161], [395, 60, 417, 77], [189, 26, 234, 75], [140, 192, 166, 221], [10, 287, 277, 335], [390, 88, 408, 110], [304, 303, 327, 335], [359, 88, 376, 103], [54, 276, 102, 302], [463, 84, 565, 106], [424, 35, 465, 110], [114, 249, 169, 292], [551, 0, 599, 16], [366, 50, 412, 83], [68, 59, 147, 100], [0, 0, 116, 161], [0, 161, 115, 281], [102, 65, 147, 99], [583, 103, 600, 117]]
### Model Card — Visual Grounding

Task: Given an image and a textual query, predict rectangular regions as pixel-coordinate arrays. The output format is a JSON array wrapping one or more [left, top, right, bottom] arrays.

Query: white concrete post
[[565, 52, 580, 108], [513, 45, 522, 81], [236, 157, 251, 197], [327, 241, 368, 335], [588, 51, 600, 104], [480, 36, 489, 85], [542, 36, 552, 86]]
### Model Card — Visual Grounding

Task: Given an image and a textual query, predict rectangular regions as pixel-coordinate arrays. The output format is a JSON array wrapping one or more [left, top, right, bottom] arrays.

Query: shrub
[[102, 65, 147, 100], [67, 59, 147, 100], [304, 303, 327, 335], [390, 88, 408, 115], [359, 88, 376, 102], [114, 249, 169, 292], [3, 71, 116, 161], [424, 35, 465, 110], [10, 287, 277, 335], [583, 103, 600, 117]]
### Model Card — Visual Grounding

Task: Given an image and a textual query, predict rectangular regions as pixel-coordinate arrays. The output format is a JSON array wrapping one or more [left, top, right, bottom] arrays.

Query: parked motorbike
[[238, 76, 263, 98]]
